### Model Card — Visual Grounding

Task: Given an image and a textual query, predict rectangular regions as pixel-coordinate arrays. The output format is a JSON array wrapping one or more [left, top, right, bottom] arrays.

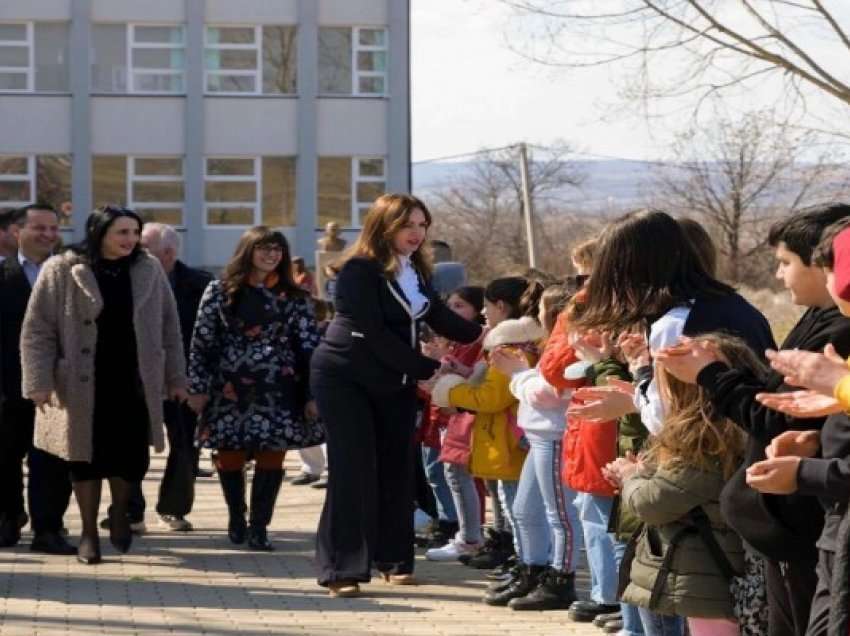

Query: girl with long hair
[[187, 227, 322, 552]]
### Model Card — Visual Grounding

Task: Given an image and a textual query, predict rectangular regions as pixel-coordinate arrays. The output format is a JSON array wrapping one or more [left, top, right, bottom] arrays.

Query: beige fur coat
[[20, 250, 187, 462]]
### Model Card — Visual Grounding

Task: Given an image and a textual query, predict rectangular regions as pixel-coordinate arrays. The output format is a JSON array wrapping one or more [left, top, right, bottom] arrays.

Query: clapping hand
[[757, 390, 845, 419], [765, 429, 821, 459], [569, 378, 637, 423], [617, 332, 650, 374], [569, 330, 614, 364], [746, 456, 801, 495], [765, 344, 849, 396], [655, 337, 721, 384], [602, 452, 642, 492], [490, 347, 531, 376]]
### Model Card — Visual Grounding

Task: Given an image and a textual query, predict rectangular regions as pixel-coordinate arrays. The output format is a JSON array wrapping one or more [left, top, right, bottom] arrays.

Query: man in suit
[[137, 223, 212, 531], [0, 204, 74, 553], [0, 209, 20, 262]]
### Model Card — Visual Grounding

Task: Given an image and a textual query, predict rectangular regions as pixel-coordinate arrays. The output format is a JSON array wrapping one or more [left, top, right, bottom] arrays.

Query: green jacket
[[620, 462, 744, 619]]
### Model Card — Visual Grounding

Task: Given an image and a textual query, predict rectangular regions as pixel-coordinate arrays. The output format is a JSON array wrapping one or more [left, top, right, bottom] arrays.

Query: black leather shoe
[[567, 601, 621, 622], [30, 531, 77, 555], [77, 535, 102, 565]]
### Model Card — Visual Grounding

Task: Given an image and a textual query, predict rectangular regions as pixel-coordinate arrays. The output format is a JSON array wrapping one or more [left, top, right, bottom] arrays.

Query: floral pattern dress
[[188, 280, 324, 451]]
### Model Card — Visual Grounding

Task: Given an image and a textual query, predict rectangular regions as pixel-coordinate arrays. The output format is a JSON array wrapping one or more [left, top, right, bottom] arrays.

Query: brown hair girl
[[221, 226, 305, 305]]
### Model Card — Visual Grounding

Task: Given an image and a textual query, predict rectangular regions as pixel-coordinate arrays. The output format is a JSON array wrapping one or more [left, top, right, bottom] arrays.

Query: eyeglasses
[[256, 244, 284, 255]]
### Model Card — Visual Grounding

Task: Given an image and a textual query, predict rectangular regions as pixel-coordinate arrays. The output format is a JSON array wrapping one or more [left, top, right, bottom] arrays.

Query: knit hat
[[834, 227, 850, 301]]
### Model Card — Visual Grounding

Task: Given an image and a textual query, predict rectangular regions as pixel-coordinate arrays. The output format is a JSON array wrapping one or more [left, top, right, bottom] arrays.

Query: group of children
[[413, 205, 850, 636]]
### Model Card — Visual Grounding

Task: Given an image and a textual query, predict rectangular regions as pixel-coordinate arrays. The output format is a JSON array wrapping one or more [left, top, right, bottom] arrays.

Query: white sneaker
[[158, 515, 193, 532], [425, 538, 482, 562]]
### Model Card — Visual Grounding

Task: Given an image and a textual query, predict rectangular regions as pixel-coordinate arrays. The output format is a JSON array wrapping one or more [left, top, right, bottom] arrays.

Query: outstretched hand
[[765, 344, 849, 396], [765, 429, 821, 460], [570, 382, 637, 423], [757, 390, 844, 419], [655, 337, 721, 384]]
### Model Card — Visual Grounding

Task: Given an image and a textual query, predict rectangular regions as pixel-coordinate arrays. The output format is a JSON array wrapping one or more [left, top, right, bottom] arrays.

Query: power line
[[412, 144, 519, 165]]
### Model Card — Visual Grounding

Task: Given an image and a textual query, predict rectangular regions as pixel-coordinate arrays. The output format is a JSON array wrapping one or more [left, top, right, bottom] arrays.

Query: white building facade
[[0, 0, 411, 267]]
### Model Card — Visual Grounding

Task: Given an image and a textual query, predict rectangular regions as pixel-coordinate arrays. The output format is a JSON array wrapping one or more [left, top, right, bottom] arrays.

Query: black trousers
[[126, 401, 198, 521], [766, 554, 819, 636], [312, 370, 417, 586], [0, 399, 71, 534], [803, 549, 834, 636]]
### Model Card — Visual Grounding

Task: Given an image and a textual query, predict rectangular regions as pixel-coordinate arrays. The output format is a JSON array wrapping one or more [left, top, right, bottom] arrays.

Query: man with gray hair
[[134, 223, 212, 531]]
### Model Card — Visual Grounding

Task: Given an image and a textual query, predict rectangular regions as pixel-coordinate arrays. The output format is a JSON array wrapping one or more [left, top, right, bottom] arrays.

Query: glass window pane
[[205, 49, 256, 70], [0, 72, 27, 90], [318, 28, 351, 94], [0, 181, 30, 202], [133, 73, 183, 92], [262, 26, 296, 94], [356, 182, 384, 205], [91, 24, 127, 92], [207, 27, 255, 45], [92, 155, 128, 206], [133, 181, 184, 203], [133, 48, 185, 70], [134, 26, 183, 44], [36, 155, 71, 225], [135, 158, 182, 176], [0, 157, 28, 175], [262, 157, 296, 227], [137, 208, 183, 225], [359, 29, 386, 47], [0, 46, 28, 67], [207, 207, 254, 225], [205, 181, 257, 203], [35, 23, 69, 92], [206, 73, 255, 93], [206, 158, 255, 176], [0, 24, 27, 41], [358, 159, 384, 177], [358, 76, 384, 95], [357, 51, 386, 73], [317, 157, 351, 227]]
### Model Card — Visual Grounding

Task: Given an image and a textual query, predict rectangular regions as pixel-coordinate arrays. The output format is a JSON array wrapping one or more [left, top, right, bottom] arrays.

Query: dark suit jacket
[[0, 255, 35, 402], [170, 260, 213, 367], [311, 257, 482, 392]]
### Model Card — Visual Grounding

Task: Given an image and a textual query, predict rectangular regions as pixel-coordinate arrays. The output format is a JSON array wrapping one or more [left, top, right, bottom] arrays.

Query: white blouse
[[395, 255, 429, 316]]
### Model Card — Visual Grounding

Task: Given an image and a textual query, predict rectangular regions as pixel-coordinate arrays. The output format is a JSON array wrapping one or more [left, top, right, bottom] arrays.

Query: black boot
[[483, 564, 545, 606], [459, 527, 499, 566], [247, 468, 284, 551], [508, 567, 578, 611], [467, 530, 514, 570], [106, 477, 133, 554], [487, 561, 522, 592], [218, 469, 247, 545], [486, 554, 518, 580]]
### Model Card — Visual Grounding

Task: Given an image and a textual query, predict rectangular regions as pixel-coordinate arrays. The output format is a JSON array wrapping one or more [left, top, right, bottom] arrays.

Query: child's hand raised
[[570, 384, 637, 422], [757, 390, 845, 419], [617, 332, 650, 373], [490, 347, 531, 376], [655, 337, 720, 384], [746, 456, 801, 495], [570, 330, 614, 364], [765, 344, 849, 397], [765, 429, 821, 459]]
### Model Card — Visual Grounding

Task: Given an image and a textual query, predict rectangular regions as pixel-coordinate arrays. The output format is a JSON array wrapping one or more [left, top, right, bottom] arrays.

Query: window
[[319, 27, 387, 96], [318, 156, 386, 227], [261, 157, 296, 226], [0, 22, 69, 92], [205, 26, 297, 95], [93, 156, 185, 225], [205, 157, 259, 225], [92, 24, 185, 93], [0, 155, 72, 224]]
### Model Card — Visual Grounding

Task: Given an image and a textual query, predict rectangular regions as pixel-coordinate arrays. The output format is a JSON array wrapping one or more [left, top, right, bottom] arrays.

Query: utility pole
[[518, 142, 537, 268]]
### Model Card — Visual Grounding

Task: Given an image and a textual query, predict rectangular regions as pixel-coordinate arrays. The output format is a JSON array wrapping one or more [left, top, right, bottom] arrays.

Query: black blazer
[[0, 255, 35, 402], [311, 257, 482, 392], [170, 260, 213, 366]]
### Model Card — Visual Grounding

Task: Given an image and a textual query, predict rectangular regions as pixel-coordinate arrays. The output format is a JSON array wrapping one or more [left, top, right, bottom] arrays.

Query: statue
[[317, 221, 346, 252]]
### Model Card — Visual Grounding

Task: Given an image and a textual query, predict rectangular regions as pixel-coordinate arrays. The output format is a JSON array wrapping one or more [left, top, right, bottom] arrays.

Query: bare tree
[[427, 144, 597, 281], [497, 1, 850, 133], [650, 111, 840, 282]]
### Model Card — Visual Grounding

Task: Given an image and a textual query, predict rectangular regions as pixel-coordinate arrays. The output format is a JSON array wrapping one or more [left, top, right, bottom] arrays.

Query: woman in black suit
[[311, 194, 482, 597]]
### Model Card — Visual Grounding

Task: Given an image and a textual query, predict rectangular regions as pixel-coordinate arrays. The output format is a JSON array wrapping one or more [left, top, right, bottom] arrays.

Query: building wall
[[0, 0, 410, 268]]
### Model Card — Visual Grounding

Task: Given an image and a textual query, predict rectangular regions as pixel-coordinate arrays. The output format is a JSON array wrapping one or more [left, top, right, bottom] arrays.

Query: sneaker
[[159, 515, 193, 532], [291, 472, 321, 486], [425, 538, 481, 562]]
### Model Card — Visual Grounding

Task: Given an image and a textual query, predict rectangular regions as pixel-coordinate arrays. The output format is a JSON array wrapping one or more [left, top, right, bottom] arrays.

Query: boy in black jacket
[[655, 203, 850, 636]]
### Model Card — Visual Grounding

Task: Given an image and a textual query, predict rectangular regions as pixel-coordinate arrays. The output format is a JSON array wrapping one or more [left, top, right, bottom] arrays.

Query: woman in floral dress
[[188, 226, 322, 551]]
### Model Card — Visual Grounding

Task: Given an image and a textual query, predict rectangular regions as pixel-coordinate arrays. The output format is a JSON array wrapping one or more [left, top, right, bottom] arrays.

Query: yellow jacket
[[432, 317, 544, 481]]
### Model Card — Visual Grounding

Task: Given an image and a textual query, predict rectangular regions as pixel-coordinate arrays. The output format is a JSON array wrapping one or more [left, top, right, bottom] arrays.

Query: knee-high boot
[[248, 468, 284, 551], [218, 469, 247, 544]]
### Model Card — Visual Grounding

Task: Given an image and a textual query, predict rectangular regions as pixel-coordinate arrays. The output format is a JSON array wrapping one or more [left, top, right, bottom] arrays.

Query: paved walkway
[[0, 454, 601, 636]]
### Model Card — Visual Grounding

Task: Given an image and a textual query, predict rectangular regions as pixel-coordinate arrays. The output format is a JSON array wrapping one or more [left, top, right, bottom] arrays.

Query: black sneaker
[[593, 611, 623, 627], [508, 568, 578, 611], [466, 530, 514, 570], [567, 601, 621, 622], [485, 555, 518, 580], [483, 564, 545, 607]]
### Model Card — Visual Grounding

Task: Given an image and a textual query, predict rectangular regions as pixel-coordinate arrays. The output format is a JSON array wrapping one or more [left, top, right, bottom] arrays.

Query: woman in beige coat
[[21, 206, 187, 564]]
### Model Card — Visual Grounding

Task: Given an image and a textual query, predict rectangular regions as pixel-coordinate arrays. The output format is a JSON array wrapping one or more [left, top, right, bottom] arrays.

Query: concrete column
[[295, 0, 319, 264], [70, 0, 92, 241], [184, 0, 205, 266], [387, 0, 411, 193]]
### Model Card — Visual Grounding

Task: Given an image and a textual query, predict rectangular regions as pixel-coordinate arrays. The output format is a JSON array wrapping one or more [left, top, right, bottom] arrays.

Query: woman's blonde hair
[[336, 193, 434, 279], [646, 333, 765, 479]]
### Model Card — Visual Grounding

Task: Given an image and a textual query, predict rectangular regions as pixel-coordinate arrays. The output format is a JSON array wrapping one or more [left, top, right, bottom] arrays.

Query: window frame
[[0, 154, 35, 207], [127, 23, 186, 95], [0, 22, 33, 93], [352, 156, 386, 226], [204, 25, 262, 96], [128, 156, 186, 227], [203, 156, 261, 228], [352, 26, 388, 97]]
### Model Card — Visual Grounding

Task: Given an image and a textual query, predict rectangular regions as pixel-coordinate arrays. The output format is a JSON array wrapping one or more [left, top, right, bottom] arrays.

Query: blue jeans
[[497, 479, 519, 557], [512, 436, 582, 571], [422, 445, 457, 523], [638, 608, 685, 636], [443, 462, 481, 544], [613, 539, 645, 635], [577, 492, 618, 604]]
